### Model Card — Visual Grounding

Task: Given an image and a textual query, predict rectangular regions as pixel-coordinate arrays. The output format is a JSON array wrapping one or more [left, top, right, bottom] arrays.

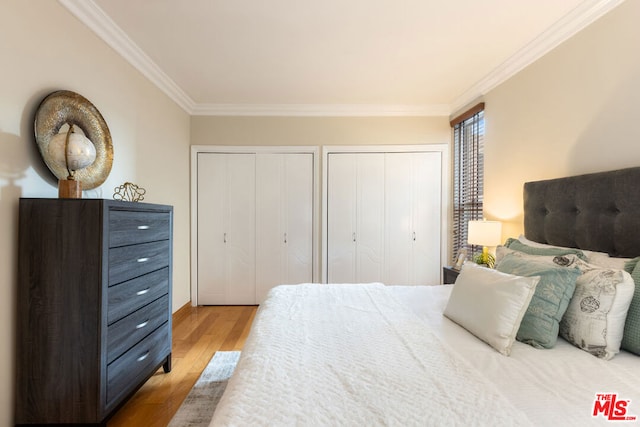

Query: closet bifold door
[[197, 152, 256, 304], [327, 153, 384, 283], [384, 152, 442, 285], [256, 153, 313, 303]]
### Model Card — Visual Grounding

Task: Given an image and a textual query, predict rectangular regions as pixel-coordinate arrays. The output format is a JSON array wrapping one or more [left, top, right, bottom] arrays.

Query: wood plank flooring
[[107, 304, 258, 427]]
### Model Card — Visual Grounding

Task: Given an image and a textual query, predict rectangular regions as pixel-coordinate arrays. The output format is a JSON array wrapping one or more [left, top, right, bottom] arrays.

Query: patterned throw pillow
[[559, 259, 635, 360], [496, 251, 581, 349]]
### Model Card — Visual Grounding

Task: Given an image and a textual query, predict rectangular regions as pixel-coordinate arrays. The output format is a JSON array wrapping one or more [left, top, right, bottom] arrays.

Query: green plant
[[473, 250, 496, 268]]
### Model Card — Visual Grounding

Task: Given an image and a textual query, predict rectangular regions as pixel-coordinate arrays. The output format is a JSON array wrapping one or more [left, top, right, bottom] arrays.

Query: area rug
[[168, 351, 240, 427]]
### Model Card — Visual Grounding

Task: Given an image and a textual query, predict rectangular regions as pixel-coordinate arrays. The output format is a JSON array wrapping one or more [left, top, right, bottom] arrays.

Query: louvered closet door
[[385, 152, 442, 285], [327, 153, 384, 283], [197, 153, 256, 304], [256, 153, 313, 303]]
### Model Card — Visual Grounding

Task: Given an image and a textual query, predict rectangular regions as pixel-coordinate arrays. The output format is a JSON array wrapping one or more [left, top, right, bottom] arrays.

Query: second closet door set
[[325, 150, 444, 286]]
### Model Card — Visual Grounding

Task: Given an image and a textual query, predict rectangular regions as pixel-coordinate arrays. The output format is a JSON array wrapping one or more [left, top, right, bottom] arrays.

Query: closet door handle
[[284, 233, 288, 244], [412, 232, 416, 241], [352, 232, 356, 242], [224, 233, 227, 243]]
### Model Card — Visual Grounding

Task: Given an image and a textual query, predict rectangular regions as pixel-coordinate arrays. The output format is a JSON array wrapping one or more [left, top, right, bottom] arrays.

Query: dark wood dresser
[[15, 199, 173, 425]]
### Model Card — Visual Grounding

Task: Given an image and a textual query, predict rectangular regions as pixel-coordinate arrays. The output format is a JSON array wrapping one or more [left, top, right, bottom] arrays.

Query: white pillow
[[586, 253, 629, 270], [517, 234, 639, 273], [443, 263, 540, 356], [559, 259, 635, 360], [517, 234, 607, 262]]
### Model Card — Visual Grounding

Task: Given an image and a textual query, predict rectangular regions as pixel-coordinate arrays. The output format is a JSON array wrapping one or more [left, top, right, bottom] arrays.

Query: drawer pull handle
[[137, 225, 150, 230], [136, 320, 149, 329], [136, 288, 150, 296], [137, 257, 149, 263], [137, 351, 150, 362]]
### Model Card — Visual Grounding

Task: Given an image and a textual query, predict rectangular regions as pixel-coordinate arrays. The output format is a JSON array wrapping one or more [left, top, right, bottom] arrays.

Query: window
[[451, 103, 485, 263]]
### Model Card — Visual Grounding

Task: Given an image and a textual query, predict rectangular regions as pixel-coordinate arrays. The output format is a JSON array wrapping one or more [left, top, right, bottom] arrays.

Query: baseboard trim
[[172, 301, 192, 324]]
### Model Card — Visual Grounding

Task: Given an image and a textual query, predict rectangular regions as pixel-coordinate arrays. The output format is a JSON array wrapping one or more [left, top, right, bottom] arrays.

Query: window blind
[[451, 103, 485, 263]]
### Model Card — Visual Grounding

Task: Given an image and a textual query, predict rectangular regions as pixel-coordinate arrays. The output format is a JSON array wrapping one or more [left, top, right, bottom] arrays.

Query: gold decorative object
[[34, 90, 113, 191], [113, 182, 146, 202]]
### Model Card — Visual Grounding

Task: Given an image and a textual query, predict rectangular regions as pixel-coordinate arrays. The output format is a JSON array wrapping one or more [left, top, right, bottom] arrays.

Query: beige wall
[[191, 116, 450, 147], [0, 1, 191, 423], [483, 0, 640, 240]]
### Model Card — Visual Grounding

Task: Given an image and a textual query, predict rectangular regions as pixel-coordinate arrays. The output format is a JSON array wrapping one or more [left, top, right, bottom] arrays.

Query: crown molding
[[60, 0, 623, 117], [58, 0, 196, 113], [59, 0, 445, 117], [190, 103, 450, 117], [450, 0, 625, 114]]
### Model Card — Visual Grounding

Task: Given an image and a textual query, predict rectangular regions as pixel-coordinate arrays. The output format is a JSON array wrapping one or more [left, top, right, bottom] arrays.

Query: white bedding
[[393, 285, 640, 426], [211, 284, 640, 426]]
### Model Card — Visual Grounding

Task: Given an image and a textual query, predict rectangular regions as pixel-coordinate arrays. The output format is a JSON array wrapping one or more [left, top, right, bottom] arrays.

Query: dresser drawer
[[109, 240, 170, 285], [109, 210, 171, 248], [107, 295, 169, 364], [107, 323, 170, 405], [108, 267, 169, 324]]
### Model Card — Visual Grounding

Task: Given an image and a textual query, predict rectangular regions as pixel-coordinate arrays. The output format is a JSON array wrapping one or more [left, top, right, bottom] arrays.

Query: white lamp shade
[[48, 131, 97, 171], [468, 220, 502, 246]]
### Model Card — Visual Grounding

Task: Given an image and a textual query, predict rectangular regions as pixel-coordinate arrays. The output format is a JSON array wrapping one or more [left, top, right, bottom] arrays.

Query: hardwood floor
[[107, 304, 258, 427]]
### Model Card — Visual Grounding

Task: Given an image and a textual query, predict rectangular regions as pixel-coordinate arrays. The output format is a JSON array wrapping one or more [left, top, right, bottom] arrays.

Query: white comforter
[[396, 285, 640, 426], [210, 283, 533, 426]]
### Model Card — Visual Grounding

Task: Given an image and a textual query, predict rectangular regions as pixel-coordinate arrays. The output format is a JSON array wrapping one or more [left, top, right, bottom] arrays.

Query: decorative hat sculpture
[[34, 90, 113, 197]]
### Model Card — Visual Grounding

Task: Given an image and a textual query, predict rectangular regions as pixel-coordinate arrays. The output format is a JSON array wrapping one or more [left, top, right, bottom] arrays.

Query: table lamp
[[467, 220, 502, 268]]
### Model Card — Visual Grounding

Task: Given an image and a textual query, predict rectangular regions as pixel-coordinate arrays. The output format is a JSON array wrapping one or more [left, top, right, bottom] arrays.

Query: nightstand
[[442, 266, 460, 284]]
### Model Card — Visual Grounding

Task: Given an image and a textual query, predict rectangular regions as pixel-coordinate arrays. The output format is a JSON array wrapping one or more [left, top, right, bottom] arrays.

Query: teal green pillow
[[504, 238, 588, 260], [496, 253, 581, 349], [623, 257, 640, 275], [622, 261, 640, 355]]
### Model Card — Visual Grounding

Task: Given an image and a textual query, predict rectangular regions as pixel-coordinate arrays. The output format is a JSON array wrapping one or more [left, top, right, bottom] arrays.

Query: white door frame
[[322, 144, 449, 284], [190, 145, 320, 306]]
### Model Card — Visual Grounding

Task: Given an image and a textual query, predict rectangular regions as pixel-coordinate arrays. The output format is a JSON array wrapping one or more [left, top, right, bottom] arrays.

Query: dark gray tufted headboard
[[523, 167, 640, 258]]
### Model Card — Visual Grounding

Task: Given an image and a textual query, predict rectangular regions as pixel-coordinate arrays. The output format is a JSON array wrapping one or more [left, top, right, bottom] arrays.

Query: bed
[[210, 167, 640, 426]]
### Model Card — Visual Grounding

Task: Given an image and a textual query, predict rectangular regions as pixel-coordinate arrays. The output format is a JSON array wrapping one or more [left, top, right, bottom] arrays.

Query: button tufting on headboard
[[523, 167, 640, 258]]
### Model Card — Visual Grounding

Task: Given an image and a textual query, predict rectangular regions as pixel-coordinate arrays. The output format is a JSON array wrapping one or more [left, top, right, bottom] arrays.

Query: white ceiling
[[60, 0, 623, 116]]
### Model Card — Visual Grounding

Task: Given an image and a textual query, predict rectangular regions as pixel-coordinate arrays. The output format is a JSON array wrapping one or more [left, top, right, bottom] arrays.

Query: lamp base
[[473, 246, 496, 268], [58, 179, 82, 198]]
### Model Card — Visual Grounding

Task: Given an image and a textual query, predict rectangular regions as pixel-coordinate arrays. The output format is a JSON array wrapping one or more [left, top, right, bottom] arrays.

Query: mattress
[[211, 284, 640, 426]]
